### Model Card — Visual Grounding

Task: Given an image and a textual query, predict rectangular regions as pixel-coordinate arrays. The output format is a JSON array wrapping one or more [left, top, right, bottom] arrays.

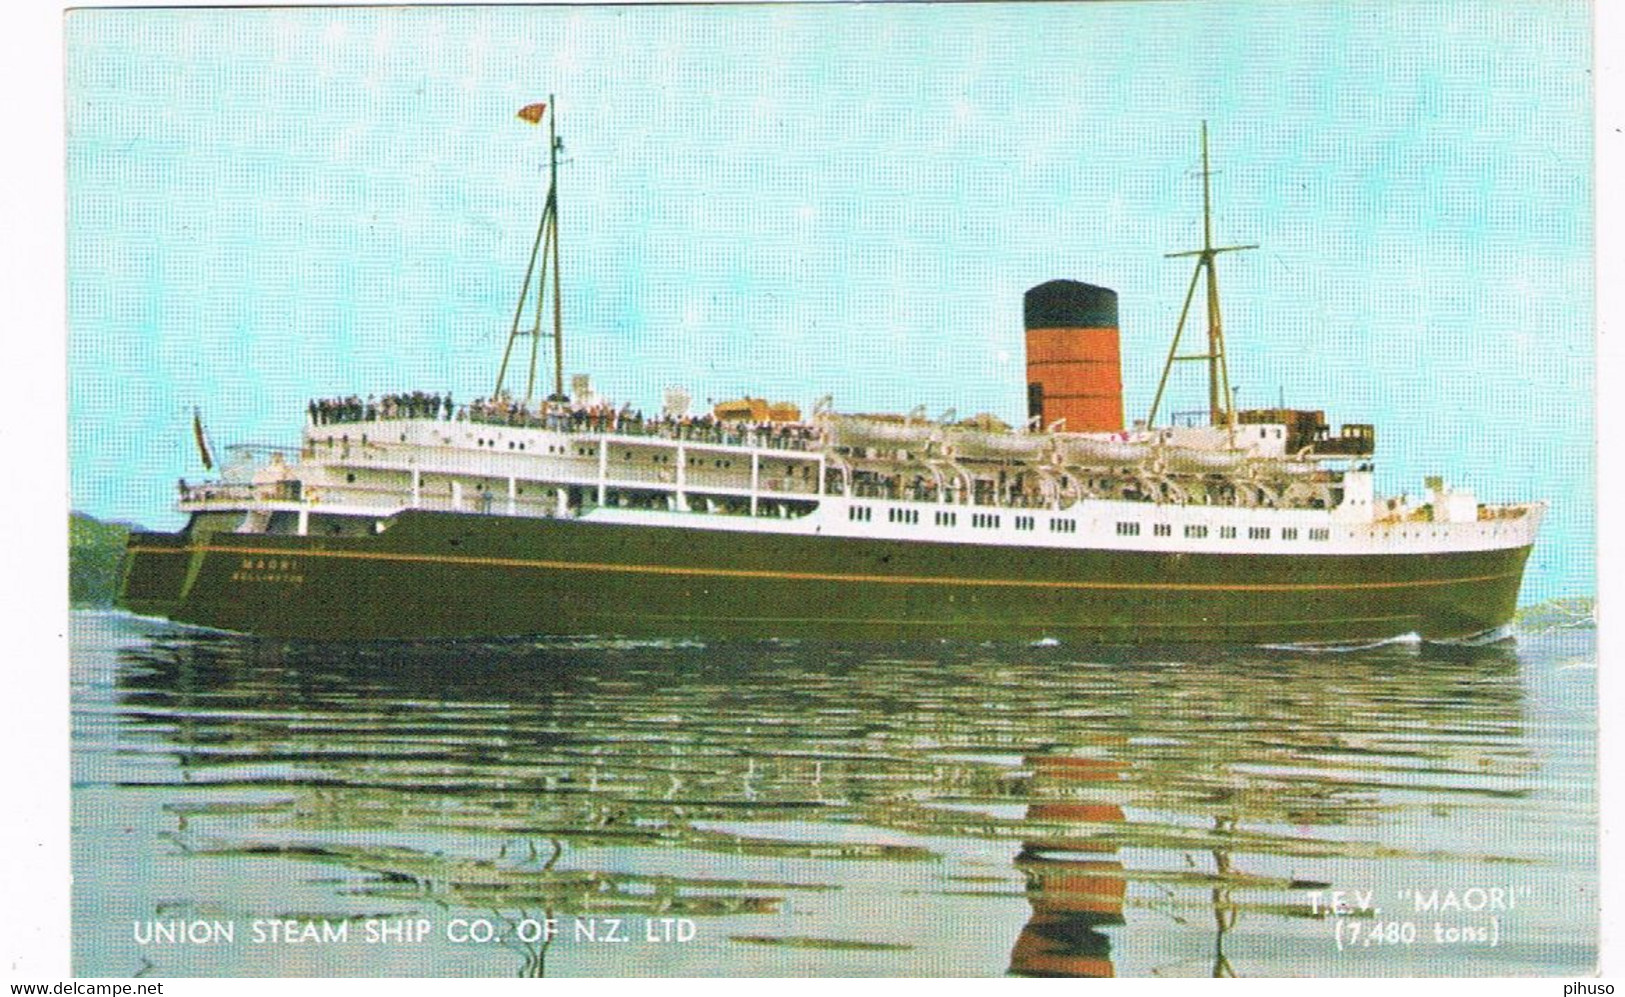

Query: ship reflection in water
[[70, 610, 1595, 977]]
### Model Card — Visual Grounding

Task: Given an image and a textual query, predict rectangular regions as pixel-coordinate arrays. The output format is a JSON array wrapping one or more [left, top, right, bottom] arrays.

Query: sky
[[64, 1, 1593, 602]]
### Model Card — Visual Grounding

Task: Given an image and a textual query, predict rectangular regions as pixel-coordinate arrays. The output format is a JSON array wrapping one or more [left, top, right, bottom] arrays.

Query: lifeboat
[[826, 414, 938, 450], [1235, 456, 1321, 482], [1056, 434, 1152, 466], [1161, 445, 1249, 474], [944, 428, 1052, 460]]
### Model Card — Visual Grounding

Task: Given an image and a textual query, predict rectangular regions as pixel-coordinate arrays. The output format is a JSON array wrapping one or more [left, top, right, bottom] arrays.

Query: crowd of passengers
[[310, 392, 453, 425], [465, 396, 818, 449], [308, 391, 821, 450]]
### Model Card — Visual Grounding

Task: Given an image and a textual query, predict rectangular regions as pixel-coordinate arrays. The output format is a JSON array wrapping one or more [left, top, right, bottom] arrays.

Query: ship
[[116, 111, 1544, 643]]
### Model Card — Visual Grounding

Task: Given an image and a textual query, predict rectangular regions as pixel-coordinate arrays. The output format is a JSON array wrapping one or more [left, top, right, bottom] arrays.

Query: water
[[70, 610, 1597, 977]]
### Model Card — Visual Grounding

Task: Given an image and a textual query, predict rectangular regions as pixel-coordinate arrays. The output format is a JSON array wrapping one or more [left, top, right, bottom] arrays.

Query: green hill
[[70, 512, 134, 607]]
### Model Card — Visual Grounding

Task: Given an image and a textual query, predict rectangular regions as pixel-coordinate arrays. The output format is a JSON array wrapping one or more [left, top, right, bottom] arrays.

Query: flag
[[192, 407, 214, 471], [517, 102, 547, 125]]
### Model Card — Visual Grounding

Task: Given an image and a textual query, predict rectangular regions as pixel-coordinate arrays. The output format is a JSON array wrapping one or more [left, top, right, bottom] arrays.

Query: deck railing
[[309, 400, 821, 453]]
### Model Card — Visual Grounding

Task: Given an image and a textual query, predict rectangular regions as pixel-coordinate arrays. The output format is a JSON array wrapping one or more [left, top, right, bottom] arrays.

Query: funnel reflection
[[1009, 758, 1128, 978]]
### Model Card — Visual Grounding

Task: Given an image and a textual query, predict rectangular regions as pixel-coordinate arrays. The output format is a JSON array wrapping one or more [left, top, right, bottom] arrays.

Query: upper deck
[[173, 396, 1542, 559]]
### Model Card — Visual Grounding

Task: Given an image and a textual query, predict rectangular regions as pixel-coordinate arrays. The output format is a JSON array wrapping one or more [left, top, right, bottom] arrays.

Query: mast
[[1146, 122, 1256, 437], [494, 95, 566, 407], [548, 99, 564, 402]]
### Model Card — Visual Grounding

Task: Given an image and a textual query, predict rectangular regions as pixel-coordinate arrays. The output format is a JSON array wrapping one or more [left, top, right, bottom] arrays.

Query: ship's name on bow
[[232, 557, 305, 584]]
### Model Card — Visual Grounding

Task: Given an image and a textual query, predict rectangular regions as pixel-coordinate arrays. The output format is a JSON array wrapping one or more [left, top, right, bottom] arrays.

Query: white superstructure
[[180, 405, 1543, 560]]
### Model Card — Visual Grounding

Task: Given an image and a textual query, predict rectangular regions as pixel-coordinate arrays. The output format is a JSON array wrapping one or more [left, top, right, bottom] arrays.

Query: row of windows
[[475, 437, 538, 452], [467, 437, 822, 476], [845, 505, 1337, 541], [1117, 522, 1336, 542]]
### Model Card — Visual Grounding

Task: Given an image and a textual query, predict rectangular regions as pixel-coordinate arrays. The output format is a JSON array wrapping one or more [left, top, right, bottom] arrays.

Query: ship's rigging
[[1146, 121, 1257, 438], [493, 96, 567, 406]]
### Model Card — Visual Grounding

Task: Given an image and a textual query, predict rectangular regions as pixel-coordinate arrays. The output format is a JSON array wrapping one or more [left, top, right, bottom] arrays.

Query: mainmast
[[1146, 122, 1256, 437], [494, 95, 567, 406]]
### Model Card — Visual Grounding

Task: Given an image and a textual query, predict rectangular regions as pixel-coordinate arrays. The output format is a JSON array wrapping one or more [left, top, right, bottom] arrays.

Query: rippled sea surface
[[70, 609, 1596, 977]]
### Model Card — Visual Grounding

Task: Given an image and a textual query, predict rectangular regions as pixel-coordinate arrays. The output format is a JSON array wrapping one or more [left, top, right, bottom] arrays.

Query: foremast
[[494, 97, 567, 407]]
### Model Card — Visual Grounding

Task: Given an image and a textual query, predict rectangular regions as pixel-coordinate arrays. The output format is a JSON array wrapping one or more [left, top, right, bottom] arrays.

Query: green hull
[[118, 510, 1531, 643]]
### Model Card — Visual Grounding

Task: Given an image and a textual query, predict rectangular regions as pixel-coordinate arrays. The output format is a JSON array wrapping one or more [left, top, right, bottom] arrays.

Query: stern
[[116, 531, 195, 618]]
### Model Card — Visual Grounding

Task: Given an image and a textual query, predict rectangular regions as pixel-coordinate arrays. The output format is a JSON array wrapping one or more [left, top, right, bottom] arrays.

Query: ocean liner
[[117, 111, 1543, 643]]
